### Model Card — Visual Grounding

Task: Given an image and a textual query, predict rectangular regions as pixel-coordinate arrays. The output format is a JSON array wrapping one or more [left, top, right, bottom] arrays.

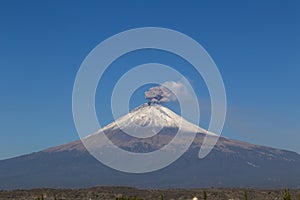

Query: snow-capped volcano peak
[[101, 103, 215, 137]]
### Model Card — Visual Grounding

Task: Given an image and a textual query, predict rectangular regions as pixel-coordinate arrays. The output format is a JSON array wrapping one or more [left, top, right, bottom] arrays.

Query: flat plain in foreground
[[0, 186, 300, 200]]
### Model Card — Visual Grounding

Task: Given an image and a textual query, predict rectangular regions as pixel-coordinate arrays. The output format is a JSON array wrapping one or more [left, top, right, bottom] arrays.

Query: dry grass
[[0, 186, 299, 200]]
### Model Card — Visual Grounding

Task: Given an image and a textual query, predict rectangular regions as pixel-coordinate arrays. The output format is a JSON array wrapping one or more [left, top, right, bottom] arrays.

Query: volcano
[[0, 104, 300, 189]]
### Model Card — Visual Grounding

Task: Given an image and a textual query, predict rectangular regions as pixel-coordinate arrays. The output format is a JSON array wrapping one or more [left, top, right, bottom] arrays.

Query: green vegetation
[[244, 191, 248, 200], [160, 194, 164, 200], [203, 191, 207, 200], [283, 189, 291, 200]]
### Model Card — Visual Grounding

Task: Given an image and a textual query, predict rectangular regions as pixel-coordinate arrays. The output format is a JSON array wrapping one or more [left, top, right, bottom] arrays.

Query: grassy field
[[0, 186, 299, 200]]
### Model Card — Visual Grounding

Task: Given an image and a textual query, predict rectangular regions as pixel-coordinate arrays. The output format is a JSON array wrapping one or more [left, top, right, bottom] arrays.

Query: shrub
[[203, 191, 207, 200], [283, 189, 291, 200], [244, 191, 248, 200], [160, 194, 164, 200]]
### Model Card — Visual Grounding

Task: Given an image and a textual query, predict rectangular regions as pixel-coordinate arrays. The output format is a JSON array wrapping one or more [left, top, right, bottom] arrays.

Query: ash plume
[[145, 81, 192, 105], [145, 86, 175, 104]]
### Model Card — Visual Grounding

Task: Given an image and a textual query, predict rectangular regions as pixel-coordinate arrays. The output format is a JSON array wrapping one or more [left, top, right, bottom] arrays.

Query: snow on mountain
[[95, 103, 216, 138], [1, 104, 300, 189]]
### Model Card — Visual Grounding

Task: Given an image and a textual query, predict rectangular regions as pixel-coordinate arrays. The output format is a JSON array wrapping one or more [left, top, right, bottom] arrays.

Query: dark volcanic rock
[[0, 105, 299, 189]]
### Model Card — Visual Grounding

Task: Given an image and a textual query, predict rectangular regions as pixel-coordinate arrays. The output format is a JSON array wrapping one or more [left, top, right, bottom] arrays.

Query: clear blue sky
[[0, 1, 299, 160]]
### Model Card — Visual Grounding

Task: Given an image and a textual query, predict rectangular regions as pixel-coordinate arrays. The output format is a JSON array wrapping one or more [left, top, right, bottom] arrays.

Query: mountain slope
[[0, 104, 299, 189]]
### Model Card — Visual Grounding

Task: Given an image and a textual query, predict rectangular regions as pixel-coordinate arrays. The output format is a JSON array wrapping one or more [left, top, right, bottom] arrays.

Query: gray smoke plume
[[144, 85, 176, 104]]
